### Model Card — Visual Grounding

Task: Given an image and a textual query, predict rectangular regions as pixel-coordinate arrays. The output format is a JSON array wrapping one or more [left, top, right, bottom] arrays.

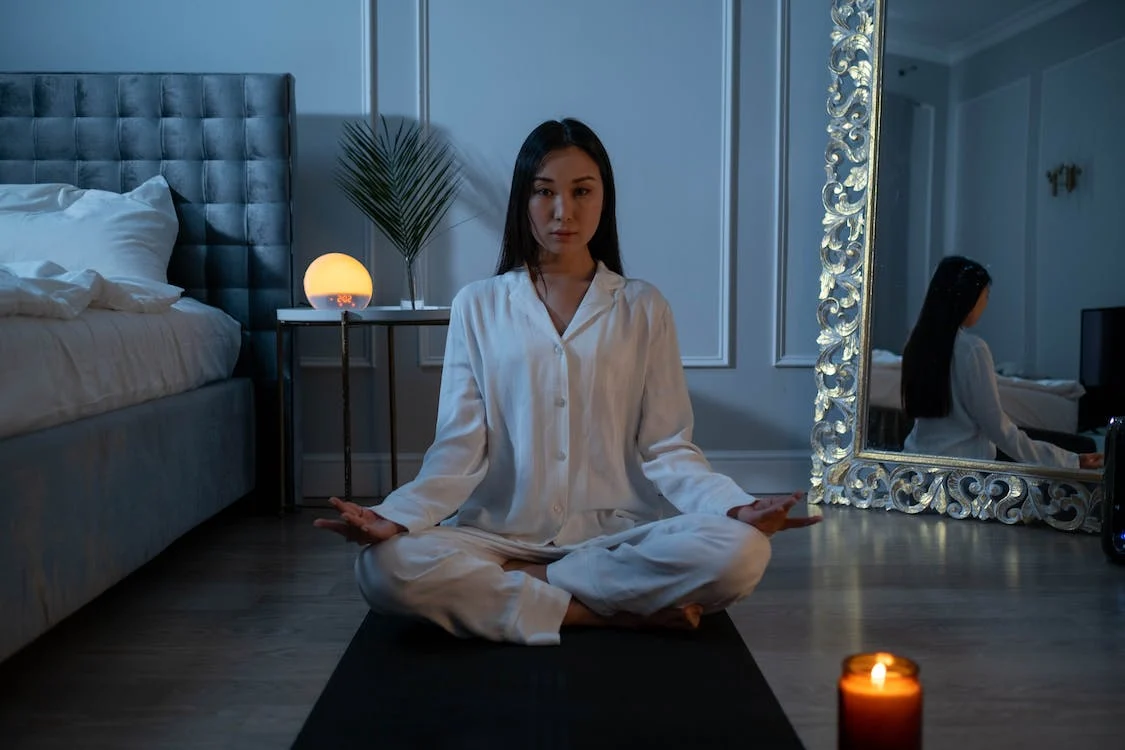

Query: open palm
[[733, 491, 821, 535], [313, 497, 406, 545]]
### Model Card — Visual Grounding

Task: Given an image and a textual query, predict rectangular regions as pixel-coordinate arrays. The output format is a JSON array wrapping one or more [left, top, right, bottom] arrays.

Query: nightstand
[[276, 306, 451, 513]]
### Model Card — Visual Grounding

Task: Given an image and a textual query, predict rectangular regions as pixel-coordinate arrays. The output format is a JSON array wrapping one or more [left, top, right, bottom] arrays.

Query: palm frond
[[335, 116, 463, 264]]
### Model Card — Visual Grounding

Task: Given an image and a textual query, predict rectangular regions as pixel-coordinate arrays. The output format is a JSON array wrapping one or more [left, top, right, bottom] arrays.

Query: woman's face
[[528, 146, 604, 261], [963, 285, 990, 327]]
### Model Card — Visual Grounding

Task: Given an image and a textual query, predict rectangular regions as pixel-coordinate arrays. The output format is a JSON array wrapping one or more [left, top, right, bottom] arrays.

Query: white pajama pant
[[354, 512, 771, 646]]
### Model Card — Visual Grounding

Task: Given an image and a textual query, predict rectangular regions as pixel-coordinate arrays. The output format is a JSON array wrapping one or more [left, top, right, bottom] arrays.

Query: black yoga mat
[[293, 611, 805, 750]]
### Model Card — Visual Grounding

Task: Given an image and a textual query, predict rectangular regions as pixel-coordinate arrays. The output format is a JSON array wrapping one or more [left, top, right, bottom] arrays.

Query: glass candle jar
[[838, 652, 922, 750]]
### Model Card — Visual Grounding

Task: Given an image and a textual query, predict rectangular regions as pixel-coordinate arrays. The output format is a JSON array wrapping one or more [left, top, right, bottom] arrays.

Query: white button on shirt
[[373, 262, 755, 547]]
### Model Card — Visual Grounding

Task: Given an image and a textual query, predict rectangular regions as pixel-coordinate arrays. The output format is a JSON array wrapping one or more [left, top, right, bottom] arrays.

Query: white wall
[[947, 78, 1030, 369], [0, 0, 834, 498], [881, 53, 950, 342], [946, 36, 1125, 377], [396, 0, 734, 368], [945, 2, 1125, 378], [1035, 36, 1125, 379]]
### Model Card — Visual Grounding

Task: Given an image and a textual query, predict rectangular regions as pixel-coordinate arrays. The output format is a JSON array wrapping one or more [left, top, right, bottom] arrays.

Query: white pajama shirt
[[360, 262, 769, 644]]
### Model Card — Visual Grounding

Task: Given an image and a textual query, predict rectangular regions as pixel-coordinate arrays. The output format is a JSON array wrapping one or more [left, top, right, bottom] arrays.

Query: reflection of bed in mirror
[[865, 348, 1094, 453]]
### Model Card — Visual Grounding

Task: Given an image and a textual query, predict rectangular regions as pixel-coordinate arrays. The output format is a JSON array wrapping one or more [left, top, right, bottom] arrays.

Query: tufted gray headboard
[[0, 72, 296, 504]]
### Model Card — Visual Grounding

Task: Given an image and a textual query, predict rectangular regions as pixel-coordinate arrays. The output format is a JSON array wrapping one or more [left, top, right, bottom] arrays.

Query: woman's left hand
[[728, 491, 822, 536], [1080, 453, 1104, 470]]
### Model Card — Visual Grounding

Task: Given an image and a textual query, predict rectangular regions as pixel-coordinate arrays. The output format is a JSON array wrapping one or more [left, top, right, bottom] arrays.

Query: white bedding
[[0, 298, 242, 441], [867, 349, 1084, 434], [0, 260, 183, 319]]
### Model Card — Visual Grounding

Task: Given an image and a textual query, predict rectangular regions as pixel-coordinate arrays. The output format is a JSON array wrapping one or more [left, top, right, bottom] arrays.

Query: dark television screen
[[1080, 306, 1125, 388]]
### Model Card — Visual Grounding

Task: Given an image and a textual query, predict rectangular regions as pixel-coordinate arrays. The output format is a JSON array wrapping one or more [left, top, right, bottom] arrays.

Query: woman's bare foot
[[501, 558, 704, 632]]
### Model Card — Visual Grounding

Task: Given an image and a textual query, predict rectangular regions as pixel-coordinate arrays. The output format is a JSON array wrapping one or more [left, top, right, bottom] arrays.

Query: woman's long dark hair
[[901, 256, 992, 418], [494, 118, 623, 278]]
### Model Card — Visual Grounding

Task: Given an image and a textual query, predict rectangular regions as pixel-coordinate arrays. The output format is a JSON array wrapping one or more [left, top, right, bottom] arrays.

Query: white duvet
[[0, 260, 183, 319], [0, 263, 242, 441]]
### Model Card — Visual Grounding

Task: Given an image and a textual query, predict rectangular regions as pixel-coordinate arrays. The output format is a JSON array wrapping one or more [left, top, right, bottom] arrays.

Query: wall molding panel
[[414, 0, 737, 369], [300, 0, 380, 369], [771, 0, 816, 368]]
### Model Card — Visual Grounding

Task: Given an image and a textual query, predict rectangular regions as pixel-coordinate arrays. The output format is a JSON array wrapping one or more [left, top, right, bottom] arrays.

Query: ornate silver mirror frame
[[808, 0, 1105, 533]]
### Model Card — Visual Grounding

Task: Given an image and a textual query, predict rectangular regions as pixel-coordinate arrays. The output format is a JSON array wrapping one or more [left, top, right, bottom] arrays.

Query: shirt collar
[[508, 259, 624, 339]]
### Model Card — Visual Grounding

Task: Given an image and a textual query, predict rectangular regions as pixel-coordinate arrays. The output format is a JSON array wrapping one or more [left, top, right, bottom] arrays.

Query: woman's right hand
[[313, 496, 407, 545], [1079, 453, 1104, 470]]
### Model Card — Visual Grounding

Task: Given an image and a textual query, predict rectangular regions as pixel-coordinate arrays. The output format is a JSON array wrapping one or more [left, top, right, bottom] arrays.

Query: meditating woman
[[315, 118, 818, 646], [901, 255, 1102, 470]]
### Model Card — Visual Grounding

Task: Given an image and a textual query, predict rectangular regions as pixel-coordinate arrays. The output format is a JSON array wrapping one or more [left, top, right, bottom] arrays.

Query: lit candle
[[838, 652, 922, 750]]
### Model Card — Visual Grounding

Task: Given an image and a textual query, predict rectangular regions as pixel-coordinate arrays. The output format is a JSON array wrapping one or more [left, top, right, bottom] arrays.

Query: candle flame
[[870, 662, 887, 688]]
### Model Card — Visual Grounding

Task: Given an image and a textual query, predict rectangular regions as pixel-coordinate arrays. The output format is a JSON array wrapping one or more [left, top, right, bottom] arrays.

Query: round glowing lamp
[[303, 253, 373, 310]]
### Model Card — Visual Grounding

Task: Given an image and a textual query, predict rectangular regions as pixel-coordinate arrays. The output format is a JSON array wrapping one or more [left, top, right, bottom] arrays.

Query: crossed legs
[[499, 558, 707, 632], [354, 513, 771, 646]]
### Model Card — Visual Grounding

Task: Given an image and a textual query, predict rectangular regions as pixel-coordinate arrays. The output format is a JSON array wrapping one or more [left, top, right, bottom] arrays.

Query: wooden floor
[[1, 503, 1122, 749]]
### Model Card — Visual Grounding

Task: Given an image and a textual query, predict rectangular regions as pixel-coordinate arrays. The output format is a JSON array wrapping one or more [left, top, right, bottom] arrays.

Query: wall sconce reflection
[[1046, 163, 1082, 197]]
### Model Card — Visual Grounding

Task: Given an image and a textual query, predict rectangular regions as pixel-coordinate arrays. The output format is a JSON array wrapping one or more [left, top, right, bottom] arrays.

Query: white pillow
[[0, 175, 179, 283]]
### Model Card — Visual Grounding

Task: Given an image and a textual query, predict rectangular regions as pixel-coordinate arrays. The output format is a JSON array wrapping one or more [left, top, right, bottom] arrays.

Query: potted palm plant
[[336, 115, 463, 309]]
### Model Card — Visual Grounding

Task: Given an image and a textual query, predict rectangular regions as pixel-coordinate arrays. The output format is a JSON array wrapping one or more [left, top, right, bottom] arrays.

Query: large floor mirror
[[811, 0, 1124, 533]]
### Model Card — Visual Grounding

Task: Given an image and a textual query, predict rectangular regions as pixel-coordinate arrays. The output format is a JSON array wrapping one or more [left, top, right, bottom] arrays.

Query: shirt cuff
[[715, 488, 757, 517], [368, 496, 435, 533]]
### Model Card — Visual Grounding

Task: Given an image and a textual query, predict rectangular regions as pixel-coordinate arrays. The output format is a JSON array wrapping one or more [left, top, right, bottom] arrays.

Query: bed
[[0, 72, 294, 662]]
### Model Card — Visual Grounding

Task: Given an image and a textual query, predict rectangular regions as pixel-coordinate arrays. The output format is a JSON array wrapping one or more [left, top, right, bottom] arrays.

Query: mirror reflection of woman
[[901, 256, 1103, 470]]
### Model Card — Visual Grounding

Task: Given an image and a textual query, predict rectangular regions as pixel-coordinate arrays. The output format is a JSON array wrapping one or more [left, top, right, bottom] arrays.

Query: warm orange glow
[[303, 253, 373, 310], [838, 652, 923, 750]]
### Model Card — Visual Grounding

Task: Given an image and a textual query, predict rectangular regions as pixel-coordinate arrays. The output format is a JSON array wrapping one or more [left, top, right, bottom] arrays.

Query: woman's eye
[[575, 188, 590, 197], [535, 188, 552, 196]]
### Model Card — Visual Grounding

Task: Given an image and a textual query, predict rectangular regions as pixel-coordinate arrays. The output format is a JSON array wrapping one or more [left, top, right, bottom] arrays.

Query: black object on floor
[[292, 611, 805, 750]]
